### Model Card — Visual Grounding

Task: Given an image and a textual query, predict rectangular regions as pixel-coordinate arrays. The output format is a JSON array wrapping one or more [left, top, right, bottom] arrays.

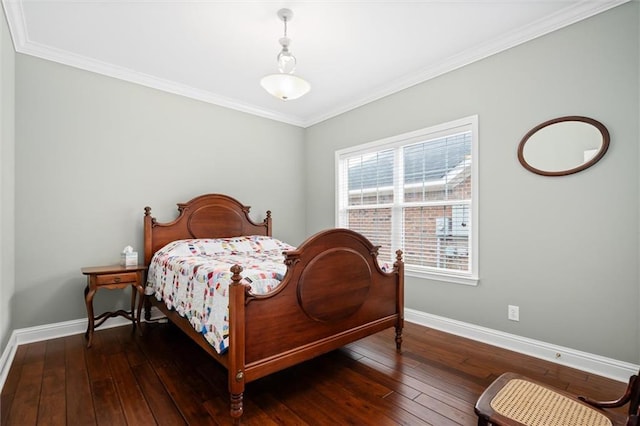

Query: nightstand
[[81, 264, 147, 348]]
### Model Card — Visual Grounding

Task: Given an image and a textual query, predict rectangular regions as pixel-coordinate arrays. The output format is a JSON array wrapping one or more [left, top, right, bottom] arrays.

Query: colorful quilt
[[146, 236, 295, 354]]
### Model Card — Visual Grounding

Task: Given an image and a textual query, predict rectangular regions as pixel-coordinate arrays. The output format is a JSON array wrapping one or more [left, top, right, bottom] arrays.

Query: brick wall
[[347, 176, 471, 271]]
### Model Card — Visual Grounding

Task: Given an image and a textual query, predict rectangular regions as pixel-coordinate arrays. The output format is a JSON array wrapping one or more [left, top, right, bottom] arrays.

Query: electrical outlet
[[508, 305, 519, 321]]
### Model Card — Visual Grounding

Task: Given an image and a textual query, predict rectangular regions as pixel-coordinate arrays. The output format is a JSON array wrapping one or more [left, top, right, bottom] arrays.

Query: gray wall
[[14, 55, 306, 328], [305, 3, 640, 363], [0, 6, 15, 350], [2, 3, 639, 366]]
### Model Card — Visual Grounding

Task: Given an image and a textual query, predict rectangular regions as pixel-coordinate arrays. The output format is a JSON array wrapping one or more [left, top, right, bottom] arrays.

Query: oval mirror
[[517, 116, 610, 176]]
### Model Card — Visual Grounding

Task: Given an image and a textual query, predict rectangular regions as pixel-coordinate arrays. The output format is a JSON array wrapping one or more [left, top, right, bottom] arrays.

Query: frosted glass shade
[[260, 73, 311, 101]]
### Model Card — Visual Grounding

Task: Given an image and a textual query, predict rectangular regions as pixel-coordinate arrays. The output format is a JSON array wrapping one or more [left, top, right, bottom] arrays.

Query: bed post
[[143, 207, 154, 266], [143, 207, 154, 321], [394, 250, 404, 352], [228, 265, 246, 421], [264, 210, 272, 237]]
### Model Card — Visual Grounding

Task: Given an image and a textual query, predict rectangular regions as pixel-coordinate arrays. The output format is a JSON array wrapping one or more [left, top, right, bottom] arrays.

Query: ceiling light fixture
[[260, 8, 311, 101]]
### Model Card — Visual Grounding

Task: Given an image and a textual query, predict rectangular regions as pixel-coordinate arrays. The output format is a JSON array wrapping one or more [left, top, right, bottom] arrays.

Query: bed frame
[[143, 193, 404, 421]]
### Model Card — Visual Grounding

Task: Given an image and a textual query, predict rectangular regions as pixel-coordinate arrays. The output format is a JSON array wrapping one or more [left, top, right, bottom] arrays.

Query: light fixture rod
[[260, 8, 310, 101], [278, 9, 293, 37], [277, 8, 294, 23]]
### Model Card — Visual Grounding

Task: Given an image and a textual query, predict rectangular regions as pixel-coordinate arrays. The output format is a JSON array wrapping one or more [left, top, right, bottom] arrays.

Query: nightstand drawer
[[95, 272, 138, 286]]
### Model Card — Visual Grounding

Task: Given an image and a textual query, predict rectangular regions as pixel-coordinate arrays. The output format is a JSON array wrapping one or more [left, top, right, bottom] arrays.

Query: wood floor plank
[[413, 392, 476, 425], [6, 342, 46, 426], [385, 391, 465, 426], [154, 362, 218, 424], [339, 348, 423, 400], [1, 344, 27, 396], [1, 320, 632, 425], [113, 327, 147, 369], [91, 378, 127, 426], [341, 348, 420, 399], [244, 391, 308, 426], [300, 351, 429, 425], [199, 394, 234, 426], [356, 351, 470, 408], [321, 350, 395, 398], [312, 369, 419, 426], [85, 341, 111, 383], [131, 362, 186, 426], [36, 339, 67, 425], [399, 357, 487, 404], [64, 333, 97, 425], [107, 351, 155, 425], [347, 339, 422, 370], [1, 344, 28, 425], [266, 377, 356, 426]]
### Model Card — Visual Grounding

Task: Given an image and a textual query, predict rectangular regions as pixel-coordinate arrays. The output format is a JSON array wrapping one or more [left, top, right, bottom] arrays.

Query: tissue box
[[120, 252, 138, 266]]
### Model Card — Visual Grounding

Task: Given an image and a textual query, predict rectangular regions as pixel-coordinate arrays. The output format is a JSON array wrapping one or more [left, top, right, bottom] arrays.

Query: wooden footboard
[[228, 228, 404, 418], [143, 194, 404, 421]]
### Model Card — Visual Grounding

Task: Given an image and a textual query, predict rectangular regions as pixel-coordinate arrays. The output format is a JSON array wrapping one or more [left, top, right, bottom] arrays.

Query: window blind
[[337, 117, 477, 283]]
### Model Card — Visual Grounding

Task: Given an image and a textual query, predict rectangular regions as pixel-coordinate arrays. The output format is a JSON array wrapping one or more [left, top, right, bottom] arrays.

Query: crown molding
[[301, 0, 631, 127], [3, 0, 630, 129], [16, 40, 308, 127], [1, 0, 306, 127]]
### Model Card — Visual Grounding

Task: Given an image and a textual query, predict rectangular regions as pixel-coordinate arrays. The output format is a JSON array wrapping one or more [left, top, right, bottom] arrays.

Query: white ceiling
[[2, 0, 629, 127]]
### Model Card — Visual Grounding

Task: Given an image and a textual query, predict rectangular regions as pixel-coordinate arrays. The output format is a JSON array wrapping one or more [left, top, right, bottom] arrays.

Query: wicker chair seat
[[475, 372, 639, 426], [489, 378, 612, 426]]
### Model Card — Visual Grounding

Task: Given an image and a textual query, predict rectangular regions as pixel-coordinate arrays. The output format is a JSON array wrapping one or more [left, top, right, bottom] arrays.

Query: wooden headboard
[[144, 193, 272, 265]]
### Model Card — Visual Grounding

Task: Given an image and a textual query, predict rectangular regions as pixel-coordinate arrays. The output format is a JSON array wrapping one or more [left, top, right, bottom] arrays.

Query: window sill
[[405, 267, 478, 286]]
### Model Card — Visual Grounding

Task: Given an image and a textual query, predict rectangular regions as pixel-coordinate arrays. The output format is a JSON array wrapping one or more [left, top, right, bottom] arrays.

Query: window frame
[[335, 115, 479, 286]]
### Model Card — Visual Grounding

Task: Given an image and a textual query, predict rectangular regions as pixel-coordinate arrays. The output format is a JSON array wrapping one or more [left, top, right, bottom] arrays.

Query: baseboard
[[0, 332, 17, 392], [405, 308, 638, 383], [1, 308, 637, 392]]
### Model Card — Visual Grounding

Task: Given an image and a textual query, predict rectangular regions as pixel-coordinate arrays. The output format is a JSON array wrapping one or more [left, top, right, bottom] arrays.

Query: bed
[[143, 193, 404, 421]]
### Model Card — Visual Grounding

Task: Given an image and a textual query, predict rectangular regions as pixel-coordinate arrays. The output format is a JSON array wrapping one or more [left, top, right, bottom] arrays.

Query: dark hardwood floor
[[1, 320, 630, 425]]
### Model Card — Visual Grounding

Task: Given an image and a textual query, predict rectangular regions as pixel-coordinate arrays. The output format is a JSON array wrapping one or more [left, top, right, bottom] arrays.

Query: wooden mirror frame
[[517, 116, 610, 177]]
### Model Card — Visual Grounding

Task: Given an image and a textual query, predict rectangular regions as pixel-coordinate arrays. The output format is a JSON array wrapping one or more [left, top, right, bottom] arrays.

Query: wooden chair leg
[[580, 375, 637, 409]]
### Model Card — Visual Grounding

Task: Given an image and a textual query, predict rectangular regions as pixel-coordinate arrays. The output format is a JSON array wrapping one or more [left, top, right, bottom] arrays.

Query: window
[[336, 116, 478, 285]]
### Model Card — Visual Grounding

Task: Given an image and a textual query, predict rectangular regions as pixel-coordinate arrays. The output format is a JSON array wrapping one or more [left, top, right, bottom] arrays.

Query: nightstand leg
[[84, 283, 96, 348]]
